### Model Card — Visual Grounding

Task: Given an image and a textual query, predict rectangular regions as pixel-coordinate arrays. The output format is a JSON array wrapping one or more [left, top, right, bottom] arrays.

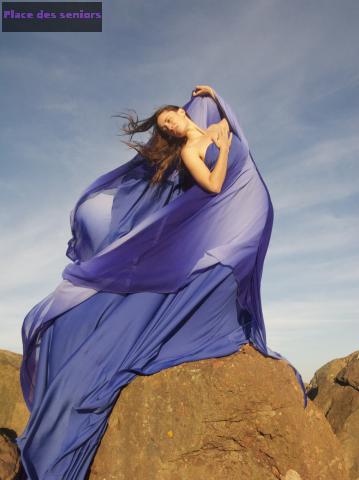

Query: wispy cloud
[[269, 211, 359, 257]]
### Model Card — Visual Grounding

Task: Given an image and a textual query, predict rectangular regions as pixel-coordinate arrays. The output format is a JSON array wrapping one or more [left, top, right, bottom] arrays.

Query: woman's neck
[[186, 121, 208, 142]]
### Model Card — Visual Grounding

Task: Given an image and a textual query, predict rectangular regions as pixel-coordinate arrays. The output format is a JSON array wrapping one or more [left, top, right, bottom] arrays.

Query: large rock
[[307, 350, 359, 480], [0, 349, 28, 480], [0, 432, 20, 480], [0, 346, 351, 479], [0, 350, 29, 435], [89, 344, 349, 480]]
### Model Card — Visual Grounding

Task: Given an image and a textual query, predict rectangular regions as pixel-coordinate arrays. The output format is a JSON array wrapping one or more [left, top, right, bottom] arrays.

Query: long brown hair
[[112, 104, 193, 186]]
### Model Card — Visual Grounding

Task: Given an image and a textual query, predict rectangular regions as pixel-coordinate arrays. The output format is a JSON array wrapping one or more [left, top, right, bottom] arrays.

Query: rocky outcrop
[[0, 349, 29, 480], [0, 345, 352, 479], [307, 350, 359, 480], [0, 432, 21, 480], [89, 344, 349, 479], [0, 349, 29, 437]]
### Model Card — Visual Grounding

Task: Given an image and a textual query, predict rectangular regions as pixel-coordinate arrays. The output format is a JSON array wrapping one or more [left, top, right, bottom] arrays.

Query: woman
[[16, 85, 308, 479], [125, 84, 233, 194]]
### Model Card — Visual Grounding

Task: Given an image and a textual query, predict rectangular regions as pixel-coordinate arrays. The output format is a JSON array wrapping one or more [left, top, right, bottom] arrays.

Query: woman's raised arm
[[192, 85, 249, 151]]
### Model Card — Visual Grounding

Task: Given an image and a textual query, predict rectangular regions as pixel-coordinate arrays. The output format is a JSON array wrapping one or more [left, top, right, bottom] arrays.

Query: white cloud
[[269, 211, 359, 257]]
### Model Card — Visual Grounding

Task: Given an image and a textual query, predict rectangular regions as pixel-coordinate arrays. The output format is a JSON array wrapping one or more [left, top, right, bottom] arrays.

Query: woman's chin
[[175, 130, 186, 139]]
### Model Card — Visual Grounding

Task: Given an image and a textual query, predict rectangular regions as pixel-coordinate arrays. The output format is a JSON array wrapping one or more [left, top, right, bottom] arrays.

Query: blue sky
[[1, 0, 358, 383]]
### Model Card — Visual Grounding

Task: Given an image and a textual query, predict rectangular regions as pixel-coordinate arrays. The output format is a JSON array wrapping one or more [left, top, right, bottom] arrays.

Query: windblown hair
[[113, 105, 191, 186]]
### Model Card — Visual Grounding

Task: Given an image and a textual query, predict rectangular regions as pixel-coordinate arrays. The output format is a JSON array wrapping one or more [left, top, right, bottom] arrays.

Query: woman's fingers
[[192, 85, 214, 97]]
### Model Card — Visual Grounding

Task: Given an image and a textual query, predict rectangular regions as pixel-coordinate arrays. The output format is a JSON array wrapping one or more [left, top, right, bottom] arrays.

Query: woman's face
[[157, 108, 187, 138]]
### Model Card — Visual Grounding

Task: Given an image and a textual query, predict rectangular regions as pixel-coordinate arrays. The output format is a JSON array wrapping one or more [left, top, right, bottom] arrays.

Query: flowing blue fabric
[[16, 91, 308, 479]]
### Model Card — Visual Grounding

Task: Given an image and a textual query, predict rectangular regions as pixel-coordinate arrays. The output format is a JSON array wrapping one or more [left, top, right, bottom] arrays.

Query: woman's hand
[[212, 119, 233, 151], [192, 85, 216, 100]]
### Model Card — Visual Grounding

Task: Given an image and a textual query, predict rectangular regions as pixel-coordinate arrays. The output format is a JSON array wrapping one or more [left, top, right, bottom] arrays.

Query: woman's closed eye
[[165, 117, 175, 132]]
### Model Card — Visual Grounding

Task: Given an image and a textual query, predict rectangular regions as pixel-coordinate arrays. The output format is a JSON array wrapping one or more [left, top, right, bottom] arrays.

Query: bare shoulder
[[206, 122, 221, 135], [207, 118, 229, 134], [180, 143, 200, 162], [179, 143, 217, 193]]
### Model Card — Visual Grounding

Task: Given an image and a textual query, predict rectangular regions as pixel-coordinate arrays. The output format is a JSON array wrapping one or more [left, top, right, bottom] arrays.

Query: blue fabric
[[16, 91, 308, 479]]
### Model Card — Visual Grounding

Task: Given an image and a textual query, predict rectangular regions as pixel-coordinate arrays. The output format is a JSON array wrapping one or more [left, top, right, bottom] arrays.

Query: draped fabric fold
[[16, 91, 308, 479]]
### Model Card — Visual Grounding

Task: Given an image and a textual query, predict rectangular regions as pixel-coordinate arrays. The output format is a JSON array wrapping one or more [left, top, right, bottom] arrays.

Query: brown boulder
[[0, 349, 29, 436], [89, 344, 349, 480], [307, 350, 359, 479], [0, 431, 21, 480], [0, 346, 352, 479]]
